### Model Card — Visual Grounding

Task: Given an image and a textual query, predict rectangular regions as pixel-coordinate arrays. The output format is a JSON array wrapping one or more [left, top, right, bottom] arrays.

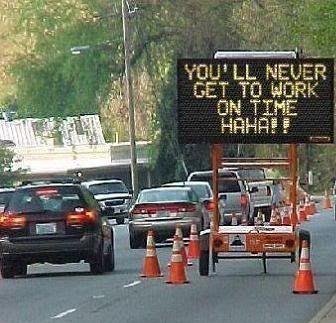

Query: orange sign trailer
[[199, 143, 310, 276]]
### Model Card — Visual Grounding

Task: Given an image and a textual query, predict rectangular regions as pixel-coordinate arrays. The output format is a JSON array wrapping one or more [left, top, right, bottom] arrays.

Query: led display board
[[177, 58, 334, 144]]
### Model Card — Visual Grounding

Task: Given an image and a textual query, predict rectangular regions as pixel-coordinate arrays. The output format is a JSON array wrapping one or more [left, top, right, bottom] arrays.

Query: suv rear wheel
[[104, 242, 115, 272], [199, 249, 209, 276], [1, 262, 15, 279], [129, 226, 141, 249], [90, 243, 105, 275], [15, 263, 27, 276]]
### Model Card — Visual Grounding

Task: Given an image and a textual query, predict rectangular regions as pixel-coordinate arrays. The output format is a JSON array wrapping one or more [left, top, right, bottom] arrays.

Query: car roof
[[163, 181, 211, 187], [188, 169, 239, 177], [0, 187, 15, 193], [81, 179, 124, 186], [140, 187, 193, 194], [17, 183, 81, 191]]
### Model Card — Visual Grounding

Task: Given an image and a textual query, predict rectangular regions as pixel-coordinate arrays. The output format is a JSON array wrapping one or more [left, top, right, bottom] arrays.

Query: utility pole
[[121, 0, 139, 197]]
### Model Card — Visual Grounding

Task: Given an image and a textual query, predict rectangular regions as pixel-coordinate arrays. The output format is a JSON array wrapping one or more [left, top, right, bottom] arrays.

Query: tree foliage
[[0, 0, 335, 190], [0, 147, 20, 186]]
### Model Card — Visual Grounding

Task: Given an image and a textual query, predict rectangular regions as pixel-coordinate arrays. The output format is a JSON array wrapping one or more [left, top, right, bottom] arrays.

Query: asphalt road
[[1, 206, 336, 323]]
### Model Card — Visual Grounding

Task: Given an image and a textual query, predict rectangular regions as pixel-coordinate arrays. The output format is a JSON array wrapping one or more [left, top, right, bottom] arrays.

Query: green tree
[[0, 147, 20, 186]]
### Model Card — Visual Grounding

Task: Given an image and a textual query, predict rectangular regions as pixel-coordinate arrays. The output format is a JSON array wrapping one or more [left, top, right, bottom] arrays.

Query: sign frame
[[177, 51, 334, 144]]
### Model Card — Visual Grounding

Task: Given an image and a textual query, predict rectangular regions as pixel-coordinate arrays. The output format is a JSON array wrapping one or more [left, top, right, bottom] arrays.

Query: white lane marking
[[51, 308, 77, 319], [123, 280, 141, 288], [93, 295, 105, 299]]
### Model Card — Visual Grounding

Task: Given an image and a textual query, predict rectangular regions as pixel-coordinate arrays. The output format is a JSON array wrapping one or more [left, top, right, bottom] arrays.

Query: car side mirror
[[250, 186, 258, 194]]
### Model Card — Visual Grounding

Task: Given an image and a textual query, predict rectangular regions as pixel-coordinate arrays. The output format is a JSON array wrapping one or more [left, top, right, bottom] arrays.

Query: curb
[[308, 293, 336, 323]]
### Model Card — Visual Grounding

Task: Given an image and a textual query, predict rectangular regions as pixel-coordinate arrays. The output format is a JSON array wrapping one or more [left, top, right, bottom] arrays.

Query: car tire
[[90, 242, 105, 275], [129, 227, 141, 249], [1, 262, 15, 279], [104, 243, 115, 272], [130, 235, 141, 249], [116, 218, 125, 225], [15, 263, 27, 276], [199, 249, 209, 276]]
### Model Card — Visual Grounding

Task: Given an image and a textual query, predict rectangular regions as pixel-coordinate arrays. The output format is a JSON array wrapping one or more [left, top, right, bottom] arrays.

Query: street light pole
[[121, 0, 139, 197]]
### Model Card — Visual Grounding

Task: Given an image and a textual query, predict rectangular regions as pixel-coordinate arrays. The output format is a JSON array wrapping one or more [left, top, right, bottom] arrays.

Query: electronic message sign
[[177, 59, 334, 144]]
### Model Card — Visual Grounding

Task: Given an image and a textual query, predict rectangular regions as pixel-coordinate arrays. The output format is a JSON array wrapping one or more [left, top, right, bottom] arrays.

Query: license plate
[[157, 210, 169, 217], [36, 223, 57, 235]]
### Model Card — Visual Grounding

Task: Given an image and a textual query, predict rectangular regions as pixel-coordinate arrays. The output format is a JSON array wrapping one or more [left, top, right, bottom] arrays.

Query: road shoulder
[[308, 293, 336, 323]]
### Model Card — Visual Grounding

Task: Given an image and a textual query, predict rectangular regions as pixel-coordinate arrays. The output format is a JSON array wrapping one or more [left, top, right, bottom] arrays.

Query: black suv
[[0, 183, 115, 278]]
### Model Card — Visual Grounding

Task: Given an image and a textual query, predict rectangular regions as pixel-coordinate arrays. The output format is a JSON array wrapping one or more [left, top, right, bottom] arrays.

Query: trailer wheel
[[199, 249, 209, 276]]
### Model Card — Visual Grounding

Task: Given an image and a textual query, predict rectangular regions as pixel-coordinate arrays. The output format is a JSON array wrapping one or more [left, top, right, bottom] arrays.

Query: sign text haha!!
[[177, 59, 334, 144]]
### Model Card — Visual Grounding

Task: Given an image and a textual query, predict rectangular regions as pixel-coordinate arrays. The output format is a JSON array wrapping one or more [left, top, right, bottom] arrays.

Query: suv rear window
[[6, 186, 86, 213], [0, 191, 14, 205], [138, 189, 196, 203], [189, 173, 241, 193], [88, 182, 128, 195]]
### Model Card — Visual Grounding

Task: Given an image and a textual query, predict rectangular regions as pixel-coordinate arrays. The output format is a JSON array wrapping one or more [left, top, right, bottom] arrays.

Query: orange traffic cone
[[293, 240, 318, 294], [299, 208, 307, 222], [269, 207, 278, 225], [166, 235, 189, 284], [323, 190, 332, 209], [276, 209, 282, 225], [188, 223, 200, 260], [169, 225, 192, 267], [140, 230, 163, 278], [282, 209, 291, 225], [305, 203, 312, 218]]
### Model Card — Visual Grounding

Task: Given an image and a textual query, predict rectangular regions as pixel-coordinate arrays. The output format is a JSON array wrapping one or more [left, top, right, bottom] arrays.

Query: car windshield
[[138, 189, 196, 203], [88, 182, 128, 195], [237, 169, 265, 180], [0, 191, 14, 205], [189, 173, 241, 193], [6, 186, 85, 213]]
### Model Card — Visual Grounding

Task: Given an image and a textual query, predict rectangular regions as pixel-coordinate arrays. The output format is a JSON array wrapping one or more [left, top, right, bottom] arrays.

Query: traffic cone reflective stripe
[[231, 213, 238, 226], [140, 230, 162, 278], [293, 240, 318, 294], [166, 235, 189, 284], [188, 223, 200, 260]]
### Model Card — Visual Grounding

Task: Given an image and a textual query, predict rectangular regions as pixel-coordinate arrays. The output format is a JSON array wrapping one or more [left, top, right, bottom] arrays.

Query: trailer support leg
[[262, 253, 267, 274]]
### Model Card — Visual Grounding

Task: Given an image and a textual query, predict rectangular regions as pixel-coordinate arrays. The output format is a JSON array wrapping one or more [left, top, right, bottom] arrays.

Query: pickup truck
[[236, 169, 273, 221]]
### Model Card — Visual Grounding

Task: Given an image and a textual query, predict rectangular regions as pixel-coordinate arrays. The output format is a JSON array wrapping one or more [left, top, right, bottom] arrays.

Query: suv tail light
[[66, 208, 97, 227], [0, 213, 26, 230], [131, 203, 197, 217], [131, 206, 157, 216], [240, 194, 249, 207], [178, 203, 197, 212]]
